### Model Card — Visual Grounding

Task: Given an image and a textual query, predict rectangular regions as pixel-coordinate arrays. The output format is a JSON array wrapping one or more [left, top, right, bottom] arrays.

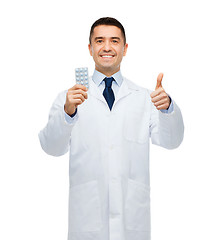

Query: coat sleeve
[[149, 99, 184, 149], [38, 91, 78, 156]]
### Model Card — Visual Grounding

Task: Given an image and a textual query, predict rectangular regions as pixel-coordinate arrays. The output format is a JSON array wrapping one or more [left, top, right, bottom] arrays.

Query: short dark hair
[[89, 17, 126, 45]]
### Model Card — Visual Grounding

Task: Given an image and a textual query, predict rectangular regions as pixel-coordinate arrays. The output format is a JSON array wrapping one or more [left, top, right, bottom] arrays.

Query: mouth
[[100, 54, 115, 59]]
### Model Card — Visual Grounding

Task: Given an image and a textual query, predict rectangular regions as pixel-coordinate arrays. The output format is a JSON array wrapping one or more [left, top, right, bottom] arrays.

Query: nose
[[103, 40, 111, 51]]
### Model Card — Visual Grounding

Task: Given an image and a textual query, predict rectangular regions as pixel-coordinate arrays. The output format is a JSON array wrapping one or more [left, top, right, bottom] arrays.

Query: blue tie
[[103, 77, 115, 110]]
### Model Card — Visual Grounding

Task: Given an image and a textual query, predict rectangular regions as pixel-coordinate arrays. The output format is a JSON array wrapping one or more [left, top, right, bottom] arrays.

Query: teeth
[[102, 55, 113, 58]]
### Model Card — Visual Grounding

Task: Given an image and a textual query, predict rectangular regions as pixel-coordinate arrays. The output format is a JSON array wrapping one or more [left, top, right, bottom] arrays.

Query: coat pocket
[[68, 180, 102, 232], [125, 179, 151, 231], [123, 110, 150, 144]]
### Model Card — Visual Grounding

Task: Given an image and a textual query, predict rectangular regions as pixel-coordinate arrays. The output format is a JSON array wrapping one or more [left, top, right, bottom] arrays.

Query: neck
[[95, 67, 120, 77]]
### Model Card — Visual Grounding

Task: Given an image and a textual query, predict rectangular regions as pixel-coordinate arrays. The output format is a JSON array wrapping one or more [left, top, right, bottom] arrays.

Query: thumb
[[155, 73, 164, 90]]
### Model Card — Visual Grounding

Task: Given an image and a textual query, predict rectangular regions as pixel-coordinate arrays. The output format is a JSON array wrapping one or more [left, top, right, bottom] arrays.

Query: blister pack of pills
[[75, 67, 89, 89]]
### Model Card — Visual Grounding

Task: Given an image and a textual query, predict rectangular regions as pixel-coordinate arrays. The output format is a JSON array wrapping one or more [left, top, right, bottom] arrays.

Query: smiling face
[[88, 25, 128, 76]]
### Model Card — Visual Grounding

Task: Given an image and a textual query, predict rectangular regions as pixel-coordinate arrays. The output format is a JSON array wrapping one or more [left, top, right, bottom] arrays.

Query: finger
[[72, 94, 85, 102], [150, 87, 163, 98], [155, 103, 169, 110], [68, 89, 88, 99], [155, 73, 164, 90], [72, 98, 84, 106], [151, 92, 168, 103], [70, 84, 88, 91], [153, 97, 168, 107]]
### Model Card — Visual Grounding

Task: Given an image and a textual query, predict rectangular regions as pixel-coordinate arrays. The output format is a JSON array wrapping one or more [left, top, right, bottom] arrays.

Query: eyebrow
[[94, 37, 121, 41]]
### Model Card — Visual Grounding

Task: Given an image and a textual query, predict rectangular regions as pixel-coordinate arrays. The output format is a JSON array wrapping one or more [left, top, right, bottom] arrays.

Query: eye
[[112, 39, 120, 44], [96, 40, 103, 44]]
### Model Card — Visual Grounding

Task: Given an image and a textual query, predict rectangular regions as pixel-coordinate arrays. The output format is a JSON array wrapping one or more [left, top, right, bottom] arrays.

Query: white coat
[[39, 76, 184, 240]]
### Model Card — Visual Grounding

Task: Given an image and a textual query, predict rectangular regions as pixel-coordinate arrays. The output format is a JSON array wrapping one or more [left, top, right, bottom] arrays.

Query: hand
[[150, 73, 170, 110], [64, 84, 88, 115]]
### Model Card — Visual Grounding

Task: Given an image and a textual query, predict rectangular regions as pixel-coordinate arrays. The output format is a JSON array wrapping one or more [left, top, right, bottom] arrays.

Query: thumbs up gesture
[[150, 73, 171, 110]]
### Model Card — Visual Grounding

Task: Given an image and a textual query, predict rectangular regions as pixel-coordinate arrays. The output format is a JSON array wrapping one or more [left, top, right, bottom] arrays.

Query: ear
[[123, 43, 128, 56], [88, 44, 93, 56]]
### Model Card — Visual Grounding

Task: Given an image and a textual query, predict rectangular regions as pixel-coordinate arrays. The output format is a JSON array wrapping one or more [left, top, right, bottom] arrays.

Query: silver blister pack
[[75, 67, 89, 89]]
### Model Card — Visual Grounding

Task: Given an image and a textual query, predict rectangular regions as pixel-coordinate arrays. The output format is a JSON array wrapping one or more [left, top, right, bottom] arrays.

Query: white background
[[0, 0, 215, 239]]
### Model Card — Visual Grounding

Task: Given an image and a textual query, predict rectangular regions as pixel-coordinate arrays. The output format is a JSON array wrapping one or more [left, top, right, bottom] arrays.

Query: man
[[39, 17, 184, 240]]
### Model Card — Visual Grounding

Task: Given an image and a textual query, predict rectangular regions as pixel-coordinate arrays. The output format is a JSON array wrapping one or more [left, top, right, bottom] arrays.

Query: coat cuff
[[64, 108, 78, 124]]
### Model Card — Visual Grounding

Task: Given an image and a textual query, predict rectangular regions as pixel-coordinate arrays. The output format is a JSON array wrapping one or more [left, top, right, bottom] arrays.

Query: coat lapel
[[88, 77, 106, 104], [114, 77, 140, 106]]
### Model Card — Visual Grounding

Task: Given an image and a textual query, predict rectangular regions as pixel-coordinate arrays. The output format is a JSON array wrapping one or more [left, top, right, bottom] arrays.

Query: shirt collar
[[92, 69, 123, 87]]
